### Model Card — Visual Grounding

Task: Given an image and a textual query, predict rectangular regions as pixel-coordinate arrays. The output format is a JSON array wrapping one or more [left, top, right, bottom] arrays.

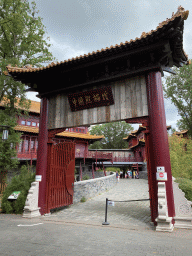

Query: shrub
[[80, 196, 86, 203], [105, 167, 121, 173], [83, 174, 89, 180], [175, 177, 192, 202], [1, 165, 35, 214]]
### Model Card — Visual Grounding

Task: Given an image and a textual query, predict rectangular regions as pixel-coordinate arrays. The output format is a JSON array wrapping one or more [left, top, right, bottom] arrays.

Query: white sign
[[156, 172, 167, 181], [35, 175, 42, 182], [157, 166, 165, 172], [108, 201, 115, 206], [8, 191, 21, 200]]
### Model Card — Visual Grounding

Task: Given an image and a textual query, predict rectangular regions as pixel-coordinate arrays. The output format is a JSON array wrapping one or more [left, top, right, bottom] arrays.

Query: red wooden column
[[36, 97, 48, 215], [145, 71, 175, 221]]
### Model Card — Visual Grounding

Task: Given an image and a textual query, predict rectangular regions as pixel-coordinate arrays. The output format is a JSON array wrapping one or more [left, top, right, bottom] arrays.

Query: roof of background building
[[0, 97, 40, 114], [175, 130, 188, 135], [14, 125, 103, 141]]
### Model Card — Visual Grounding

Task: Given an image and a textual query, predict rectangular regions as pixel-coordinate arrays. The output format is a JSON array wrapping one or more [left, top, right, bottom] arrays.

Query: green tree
[[163, 61, 192, 137], [0, 0, 55, 173], [169, 134, 192, 179], [89, 121, 133, 149]]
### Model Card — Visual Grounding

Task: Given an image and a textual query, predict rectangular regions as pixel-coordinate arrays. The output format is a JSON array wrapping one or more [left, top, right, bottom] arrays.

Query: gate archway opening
[[6, 7, 189, 226]]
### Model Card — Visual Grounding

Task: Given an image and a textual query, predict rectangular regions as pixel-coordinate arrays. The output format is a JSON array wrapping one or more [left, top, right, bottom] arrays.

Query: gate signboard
[[48, 76, 148, 129]]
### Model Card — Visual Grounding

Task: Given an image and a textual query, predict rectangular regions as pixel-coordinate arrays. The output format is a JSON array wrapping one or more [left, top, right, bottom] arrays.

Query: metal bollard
[[102, 198, 110, 225]]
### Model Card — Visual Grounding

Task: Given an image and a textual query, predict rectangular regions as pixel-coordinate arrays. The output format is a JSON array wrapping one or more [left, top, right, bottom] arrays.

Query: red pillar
[[145, 71, 175, 221], [36, 98, 48, 215]]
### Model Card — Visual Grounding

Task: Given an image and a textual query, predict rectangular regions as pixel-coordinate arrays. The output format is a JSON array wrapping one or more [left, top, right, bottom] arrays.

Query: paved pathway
[[45, 179, 152, 229]]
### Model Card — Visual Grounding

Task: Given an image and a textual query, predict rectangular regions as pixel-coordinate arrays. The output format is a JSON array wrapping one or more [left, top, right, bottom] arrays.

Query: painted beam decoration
[[68, 86, 114, 112]]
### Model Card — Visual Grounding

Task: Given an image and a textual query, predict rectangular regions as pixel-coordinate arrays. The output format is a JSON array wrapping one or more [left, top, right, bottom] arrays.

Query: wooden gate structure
[[6, 7, 189, 226], [46, 141, 75, 213]]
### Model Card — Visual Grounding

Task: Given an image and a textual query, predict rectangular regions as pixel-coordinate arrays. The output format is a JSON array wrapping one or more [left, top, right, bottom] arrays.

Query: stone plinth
[[23, 181, 41, 218], [155, 182, 174, 232]]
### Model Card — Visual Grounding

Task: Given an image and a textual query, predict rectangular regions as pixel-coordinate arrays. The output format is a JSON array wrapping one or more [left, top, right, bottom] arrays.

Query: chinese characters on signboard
[[68, 86, 114, 112]]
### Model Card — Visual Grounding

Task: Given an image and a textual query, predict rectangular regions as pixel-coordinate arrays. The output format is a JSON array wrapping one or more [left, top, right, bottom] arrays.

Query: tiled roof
[[14, 125, 104, 140], [0, 97, 40, 114], [56, 131, 104, 140], [14, 125, 39, 134], [175, 130, 188, 135], [5, 6, 189, 75], [128, 139, 145, 150]]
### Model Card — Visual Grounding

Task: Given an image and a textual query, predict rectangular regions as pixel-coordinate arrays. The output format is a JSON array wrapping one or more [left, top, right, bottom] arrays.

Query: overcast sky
[[26, 0, 192, 131]]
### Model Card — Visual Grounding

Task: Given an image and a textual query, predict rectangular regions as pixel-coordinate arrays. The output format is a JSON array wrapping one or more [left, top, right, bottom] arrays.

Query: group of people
[[116, 169, 139, 180]]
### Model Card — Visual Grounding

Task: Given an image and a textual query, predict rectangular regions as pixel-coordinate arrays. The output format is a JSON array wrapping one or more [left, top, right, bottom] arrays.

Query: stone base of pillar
[[155, 217, 174, 232], [155, 182, 174, 232], [23, 208, 41, 218], [22, 181, 41, 218]]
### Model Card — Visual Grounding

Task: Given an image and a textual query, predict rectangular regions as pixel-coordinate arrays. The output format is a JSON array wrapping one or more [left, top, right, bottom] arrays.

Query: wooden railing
[[112, 156, 143, 162], [17, 151, 37, 160], [16, 150, 143, 163]]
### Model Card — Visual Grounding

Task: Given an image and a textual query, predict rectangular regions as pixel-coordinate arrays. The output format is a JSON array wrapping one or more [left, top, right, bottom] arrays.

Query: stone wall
[[73, 173, 117, 204]]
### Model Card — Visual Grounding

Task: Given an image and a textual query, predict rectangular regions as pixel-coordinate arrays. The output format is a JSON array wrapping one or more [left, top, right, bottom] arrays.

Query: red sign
[[159, 172, 164, 178], [68, 86, 114, 112]]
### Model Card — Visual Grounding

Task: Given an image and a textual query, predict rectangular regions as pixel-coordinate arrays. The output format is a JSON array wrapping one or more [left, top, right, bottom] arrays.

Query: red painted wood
[[46, 142, 75, 213], [36, 98, 48, 215], [143, 123, 157, 223], [146, 71, 175, 221], [92, 162, 95, 179]]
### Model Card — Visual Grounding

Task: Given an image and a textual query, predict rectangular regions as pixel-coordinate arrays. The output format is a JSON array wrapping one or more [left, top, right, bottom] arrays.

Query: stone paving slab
[[45, 179, 152, 229]]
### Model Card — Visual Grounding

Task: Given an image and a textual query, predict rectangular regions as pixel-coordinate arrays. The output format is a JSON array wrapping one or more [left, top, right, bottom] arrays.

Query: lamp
[[0, 125, 10, 141]]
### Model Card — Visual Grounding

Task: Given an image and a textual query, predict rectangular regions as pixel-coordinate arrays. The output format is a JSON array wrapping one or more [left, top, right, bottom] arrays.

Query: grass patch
[[175, 177, 192, 201]]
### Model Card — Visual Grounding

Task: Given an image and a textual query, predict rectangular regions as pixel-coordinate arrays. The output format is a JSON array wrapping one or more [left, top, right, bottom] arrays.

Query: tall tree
[[168, 134, 192, 180], [163, 61, 192, 137], [0, 0, 55, 173], [89, 121, 133, 149]]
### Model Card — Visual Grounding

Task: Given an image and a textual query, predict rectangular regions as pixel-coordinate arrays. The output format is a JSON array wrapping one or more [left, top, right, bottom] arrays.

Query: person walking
[[116, 171, 119, 181]]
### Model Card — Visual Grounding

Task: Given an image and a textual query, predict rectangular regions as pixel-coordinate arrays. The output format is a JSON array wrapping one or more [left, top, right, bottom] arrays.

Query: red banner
[[68, 86, 114, 112]]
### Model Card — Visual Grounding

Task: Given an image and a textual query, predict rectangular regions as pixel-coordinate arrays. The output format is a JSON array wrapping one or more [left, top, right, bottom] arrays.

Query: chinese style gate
[[6, 7, 189, 227], [46, 141, 75, 213]]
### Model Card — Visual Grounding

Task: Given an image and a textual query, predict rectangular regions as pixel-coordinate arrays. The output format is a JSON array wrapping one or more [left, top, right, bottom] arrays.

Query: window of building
[[30, 139, 35, 151], [27, 121, 31, 126], [37, 123, 39, 127], [21, 120, 25, 125], [32, 122, 36, 127], [24, 140, 29, 152], [36, 141, 38, 150], [18, 140, 23, 152]]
